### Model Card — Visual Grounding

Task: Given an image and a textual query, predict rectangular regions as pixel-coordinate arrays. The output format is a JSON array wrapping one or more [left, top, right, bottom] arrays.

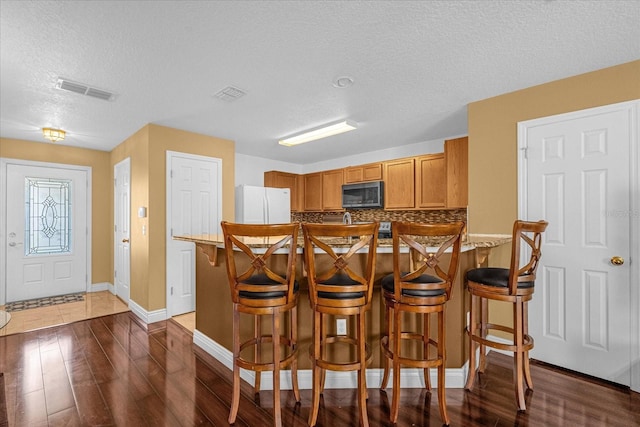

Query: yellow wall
[[467, 59, 640, 327], [0, 138, 112, 285], [110, 124, 235, 311], [468, 59, 640, 235], [2, 124, 234, 313]]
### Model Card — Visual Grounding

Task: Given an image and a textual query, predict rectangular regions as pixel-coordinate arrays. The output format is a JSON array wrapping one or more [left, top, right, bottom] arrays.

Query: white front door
[[520, 101, 638, 386], [4, 162, 89, 302], [114, 158, 131, 303], [166, 151, 221, 317]]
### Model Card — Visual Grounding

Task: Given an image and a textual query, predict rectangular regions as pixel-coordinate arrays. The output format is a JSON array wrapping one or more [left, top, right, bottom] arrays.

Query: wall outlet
[[336, 318, 347, 335]]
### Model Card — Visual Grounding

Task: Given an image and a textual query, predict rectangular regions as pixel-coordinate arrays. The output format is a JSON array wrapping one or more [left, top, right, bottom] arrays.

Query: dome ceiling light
[[42, 128, 66, 143]]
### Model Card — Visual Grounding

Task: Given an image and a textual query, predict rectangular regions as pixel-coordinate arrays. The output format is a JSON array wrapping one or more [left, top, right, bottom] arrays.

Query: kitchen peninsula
[[174, 231, 510, 373]]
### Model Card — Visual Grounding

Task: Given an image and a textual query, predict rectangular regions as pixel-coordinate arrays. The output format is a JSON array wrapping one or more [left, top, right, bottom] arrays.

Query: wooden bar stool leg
[[390, 305, 401, 423], [380, 303, 391, 390], [291, 307, 301, 402], [229, 308, 241, 424], [465, 293, 477, 390], [357, 312, 369, 427], [437, 309, 450, 425], [319, 314, 326, 394], [479, 297, 488, 373], [272, 312, 282, 427], [423, 312, 431, 390], [514, 298, 526, 411], [254, 315, 262, 393], [309, 311, 321, 426], [523, 301, 534, 390]]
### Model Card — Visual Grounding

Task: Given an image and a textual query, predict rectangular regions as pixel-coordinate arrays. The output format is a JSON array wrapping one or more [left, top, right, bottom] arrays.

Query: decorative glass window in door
[[25, 177, 72, 255]]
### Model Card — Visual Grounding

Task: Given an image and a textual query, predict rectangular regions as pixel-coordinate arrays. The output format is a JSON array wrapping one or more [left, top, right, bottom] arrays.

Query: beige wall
[[468, 59, 640, 236], [1, 124, 234, 313], [0, 138, 112, 285], [110, 124, 235, 311], [467, 59, 640, 327]]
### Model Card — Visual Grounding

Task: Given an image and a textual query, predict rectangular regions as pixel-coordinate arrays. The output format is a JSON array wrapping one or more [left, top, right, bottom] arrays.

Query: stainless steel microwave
[[342, 181, 384, 209]]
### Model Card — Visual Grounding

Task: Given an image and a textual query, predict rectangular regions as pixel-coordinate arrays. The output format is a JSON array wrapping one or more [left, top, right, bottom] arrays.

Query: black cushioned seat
[[381, 273, 446, 297], [318, 273, 364, 299], [239, 274, 300, 299], [465, 268, 534, 289]]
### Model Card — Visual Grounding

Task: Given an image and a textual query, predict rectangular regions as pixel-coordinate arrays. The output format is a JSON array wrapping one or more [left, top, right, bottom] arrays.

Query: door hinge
[[170, 170, 173, 178], [114, 178, 117, 187], [114, 270, 117, 279], [171, 287, 174, 296], [115, 224, 117, 232], [521, 147, 528, 159]]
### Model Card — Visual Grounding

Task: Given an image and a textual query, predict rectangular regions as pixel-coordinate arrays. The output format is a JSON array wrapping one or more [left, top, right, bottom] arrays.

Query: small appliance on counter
[[378, 221, 391, 238]]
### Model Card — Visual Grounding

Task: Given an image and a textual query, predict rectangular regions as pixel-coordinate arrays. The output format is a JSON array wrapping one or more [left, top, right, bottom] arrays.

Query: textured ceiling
[[1, 0, 639, 165]]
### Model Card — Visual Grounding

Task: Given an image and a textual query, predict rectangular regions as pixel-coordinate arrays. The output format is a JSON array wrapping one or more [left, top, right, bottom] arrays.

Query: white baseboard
[[193, 329, 468, 390], [129, 299, 167, 325], [87, 282, 112, 293]]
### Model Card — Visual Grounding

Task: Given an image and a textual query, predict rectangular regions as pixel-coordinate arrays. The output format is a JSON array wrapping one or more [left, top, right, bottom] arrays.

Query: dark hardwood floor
[[0, 312, 638, 426]]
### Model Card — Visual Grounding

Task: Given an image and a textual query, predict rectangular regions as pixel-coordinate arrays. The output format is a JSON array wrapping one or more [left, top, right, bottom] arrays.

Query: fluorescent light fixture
[[279, 120, 357, 146]]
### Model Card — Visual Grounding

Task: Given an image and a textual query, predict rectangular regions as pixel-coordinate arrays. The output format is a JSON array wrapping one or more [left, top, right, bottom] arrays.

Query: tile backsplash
[[292, 208, 467, 225]]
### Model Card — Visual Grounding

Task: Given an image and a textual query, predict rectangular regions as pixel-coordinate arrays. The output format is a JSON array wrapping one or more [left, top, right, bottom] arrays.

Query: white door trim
[[165, 150, 223, 317], [517, 99, 640, 392], [0, 157, 92, 306]]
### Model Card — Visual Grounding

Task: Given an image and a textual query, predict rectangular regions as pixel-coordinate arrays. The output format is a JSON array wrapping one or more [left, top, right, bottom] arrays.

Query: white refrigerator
[[235, 185, 291, 224]]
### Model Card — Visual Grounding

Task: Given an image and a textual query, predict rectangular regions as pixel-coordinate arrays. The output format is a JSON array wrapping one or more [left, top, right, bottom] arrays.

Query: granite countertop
[[173, 233, 511, 253]]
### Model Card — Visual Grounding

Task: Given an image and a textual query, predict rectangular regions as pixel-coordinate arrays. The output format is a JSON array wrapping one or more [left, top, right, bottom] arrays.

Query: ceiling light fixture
[[42, 127, 66, 143], [279, 120, 358, 146]]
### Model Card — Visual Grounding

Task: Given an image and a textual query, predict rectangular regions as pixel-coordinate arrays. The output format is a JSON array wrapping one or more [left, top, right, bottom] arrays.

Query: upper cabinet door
[[264, 171, 302, 212], [383, 158, 415, 209], [445, 137, 468, 208], [304, 172, 323, 211], [344, 163, 383, 183], [322, 169, 344, 211], [415, 153, 446, 208]]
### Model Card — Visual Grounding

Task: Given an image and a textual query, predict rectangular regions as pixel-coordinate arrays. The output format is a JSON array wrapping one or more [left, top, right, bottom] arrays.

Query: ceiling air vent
[[56, 78, 116, 101], [214, 86, 246, 102]]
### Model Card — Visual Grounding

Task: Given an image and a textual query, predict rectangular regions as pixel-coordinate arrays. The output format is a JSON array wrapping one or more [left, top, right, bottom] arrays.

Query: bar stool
[[302, 222, 379, 427], [379, 221, 465, 426], [464, 219, 548, 411], [220, 221, 301, 427]]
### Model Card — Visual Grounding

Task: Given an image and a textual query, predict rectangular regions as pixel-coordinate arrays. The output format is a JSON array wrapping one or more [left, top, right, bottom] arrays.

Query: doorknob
[[122, 238, 130, 243], [611, 256, 624, 266], [8, 242, 16, 247]]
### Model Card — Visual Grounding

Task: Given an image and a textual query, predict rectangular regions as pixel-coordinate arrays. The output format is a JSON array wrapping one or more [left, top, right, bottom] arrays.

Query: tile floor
[[0, 290, 196, 336]]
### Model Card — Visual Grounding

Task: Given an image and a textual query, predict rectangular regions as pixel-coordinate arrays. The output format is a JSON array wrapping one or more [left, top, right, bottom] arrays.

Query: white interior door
[[4, 162, 88, 302], [520, 101, 637, 386], [114, 158, 130, 303], [166, 151, 221, 317]]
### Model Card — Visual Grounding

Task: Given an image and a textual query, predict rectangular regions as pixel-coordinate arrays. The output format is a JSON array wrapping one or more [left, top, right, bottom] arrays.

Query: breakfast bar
[[174, 231, 510, 372]]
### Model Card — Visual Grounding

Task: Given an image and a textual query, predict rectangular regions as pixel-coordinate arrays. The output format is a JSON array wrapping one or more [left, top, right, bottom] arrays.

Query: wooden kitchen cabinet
[[383, 158, 415, 209], [322, 169, 344, 211], [264, 170, 303, 212], [304, 172, 323, 211], [445, 136, 468, 208], [415, 153, 446, 208], [344, 162, 383, 183]]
